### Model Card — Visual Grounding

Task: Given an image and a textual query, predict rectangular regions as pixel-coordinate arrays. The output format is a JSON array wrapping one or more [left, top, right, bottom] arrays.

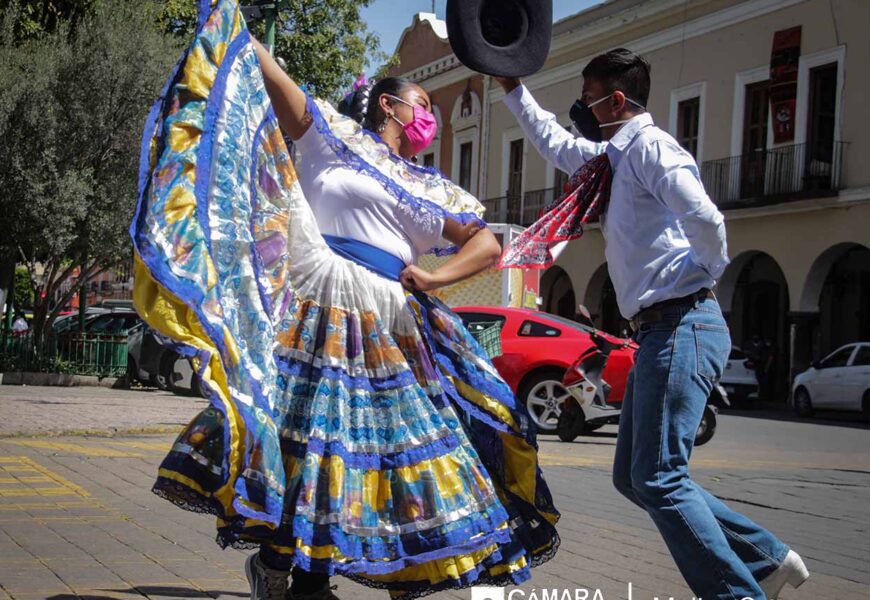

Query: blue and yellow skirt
[[131, 1, 559, 597]]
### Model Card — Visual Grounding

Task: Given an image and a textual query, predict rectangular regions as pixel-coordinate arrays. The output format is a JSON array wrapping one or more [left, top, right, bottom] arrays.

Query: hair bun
[[338, 82, 372, 124]]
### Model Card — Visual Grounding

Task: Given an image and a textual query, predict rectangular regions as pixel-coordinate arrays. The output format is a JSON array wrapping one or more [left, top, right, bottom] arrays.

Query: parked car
[[51, 307, 111, 332], [792, 343, 870, 420], [720, 346, 759, 406], [127, 322, 208, 397], [454, 306, 635, 432]]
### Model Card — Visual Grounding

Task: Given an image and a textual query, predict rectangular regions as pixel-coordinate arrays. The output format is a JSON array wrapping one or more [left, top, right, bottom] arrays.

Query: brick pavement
[[0, 387, 868, 599], [0, 386, 205, 437]]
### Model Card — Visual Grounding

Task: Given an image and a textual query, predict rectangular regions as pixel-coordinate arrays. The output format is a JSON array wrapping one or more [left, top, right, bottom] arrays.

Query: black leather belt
[[630, 288, 715, 332]]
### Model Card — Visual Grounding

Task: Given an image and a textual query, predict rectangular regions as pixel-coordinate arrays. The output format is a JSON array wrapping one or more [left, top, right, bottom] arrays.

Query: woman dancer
[[132, 2, 559, 600]]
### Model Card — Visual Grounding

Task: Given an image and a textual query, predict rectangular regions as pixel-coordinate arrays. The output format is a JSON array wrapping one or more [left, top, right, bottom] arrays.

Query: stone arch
[[724, 251, 790, 402], [808, 243, 870, 354], [582, 263, 628, 335], [717, 251, 763, 314], [541, 266, 576, 320], [799, 242, 869, 312]]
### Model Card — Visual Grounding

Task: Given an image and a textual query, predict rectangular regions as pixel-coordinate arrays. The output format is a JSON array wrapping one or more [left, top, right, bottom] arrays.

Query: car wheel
[[556, 400, 585, 442], [520, 370, 569, 432], [156, 352, 177, 391], [126, 355, 139, 387], [794, 387, 814, 417], [862, 391, 870, 423], [694, 405, 717, 446], [190, 368, 211, 399]]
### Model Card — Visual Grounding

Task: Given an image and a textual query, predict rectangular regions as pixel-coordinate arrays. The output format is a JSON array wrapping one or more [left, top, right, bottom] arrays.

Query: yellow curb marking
[[104, 440, 171, 452], [0, 456, 90, 498], [5, 440, 146, 458]]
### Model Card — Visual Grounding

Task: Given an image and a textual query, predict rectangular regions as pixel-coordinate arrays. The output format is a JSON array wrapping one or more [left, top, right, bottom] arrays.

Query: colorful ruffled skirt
[[131, 1, 559, 597]]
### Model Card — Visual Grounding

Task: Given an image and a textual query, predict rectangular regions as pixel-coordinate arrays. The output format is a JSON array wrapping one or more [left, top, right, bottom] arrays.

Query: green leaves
[[0, 0, 180, 334], [254, 0, 384, 100]]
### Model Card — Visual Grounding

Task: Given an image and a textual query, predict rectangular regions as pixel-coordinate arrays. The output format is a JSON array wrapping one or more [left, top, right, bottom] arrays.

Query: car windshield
[[820, 346, 854, 368]]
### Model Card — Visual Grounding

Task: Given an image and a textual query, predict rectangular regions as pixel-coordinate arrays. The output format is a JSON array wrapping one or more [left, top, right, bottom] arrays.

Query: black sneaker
[[245, 552, 289, 600], [288, 583, 341, 600]]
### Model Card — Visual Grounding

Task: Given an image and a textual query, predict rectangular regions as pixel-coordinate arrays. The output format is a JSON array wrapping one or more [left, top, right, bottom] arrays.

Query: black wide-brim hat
[[446, 0, 553, 78]]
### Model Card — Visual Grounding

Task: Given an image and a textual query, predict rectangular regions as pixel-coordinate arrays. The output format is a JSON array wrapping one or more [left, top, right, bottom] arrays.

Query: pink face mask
[[387, 95, 437, 156]]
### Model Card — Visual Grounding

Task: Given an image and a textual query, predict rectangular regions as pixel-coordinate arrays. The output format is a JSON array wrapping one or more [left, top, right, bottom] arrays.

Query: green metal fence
[[0, 332, 128, 377]]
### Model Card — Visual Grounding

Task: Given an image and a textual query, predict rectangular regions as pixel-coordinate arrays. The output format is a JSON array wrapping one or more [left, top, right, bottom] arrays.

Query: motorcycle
[[557, 324, 727, 446]]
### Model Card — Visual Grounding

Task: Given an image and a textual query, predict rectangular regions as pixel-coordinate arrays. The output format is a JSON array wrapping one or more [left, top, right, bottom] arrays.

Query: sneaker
[[245, 552, 290, 600], [759, 549, 810, 599], [288, 583, 341, 600]]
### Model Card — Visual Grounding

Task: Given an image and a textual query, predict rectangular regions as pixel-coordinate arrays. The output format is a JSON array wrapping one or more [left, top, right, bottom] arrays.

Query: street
[[0, 386, 868, 600]]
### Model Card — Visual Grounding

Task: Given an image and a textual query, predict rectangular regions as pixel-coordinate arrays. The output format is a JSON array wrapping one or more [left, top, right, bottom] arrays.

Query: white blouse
[[294, 119, 445, 266]]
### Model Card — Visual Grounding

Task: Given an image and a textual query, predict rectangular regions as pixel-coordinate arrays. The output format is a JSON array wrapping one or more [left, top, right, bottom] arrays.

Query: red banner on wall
[[769, 26, 802, 144]]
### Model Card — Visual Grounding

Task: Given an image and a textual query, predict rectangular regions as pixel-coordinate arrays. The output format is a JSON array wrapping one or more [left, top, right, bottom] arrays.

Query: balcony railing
[[700, 142, 845, 209], [483, 187, 562, 226]]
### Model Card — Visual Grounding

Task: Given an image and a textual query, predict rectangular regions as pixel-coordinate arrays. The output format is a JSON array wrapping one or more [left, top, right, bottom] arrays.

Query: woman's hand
[[400, 265, 443, 292]]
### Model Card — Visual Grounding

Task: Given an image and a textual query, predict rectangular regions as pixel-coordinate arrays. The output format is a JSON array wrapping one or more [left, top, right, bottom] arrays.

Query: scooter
[[557, 325, 727, 446]]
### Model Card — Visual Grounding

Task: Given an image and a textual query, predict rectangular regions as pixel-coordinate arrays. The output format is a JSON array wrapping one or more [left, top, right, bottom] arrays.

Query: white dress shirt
[[503, 85, 730, 319]]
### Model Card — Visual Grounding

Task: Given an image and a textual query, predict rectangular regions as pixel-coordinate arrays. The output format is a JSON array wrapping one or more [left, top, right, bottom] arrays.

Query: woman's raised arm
[[251, 37, 311, 140]]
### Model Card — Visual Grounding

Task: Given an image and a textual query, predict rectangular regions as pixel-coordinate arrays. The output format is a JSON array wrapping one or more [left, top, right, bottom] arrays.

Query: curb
[[0, 371, 126, 388], [0, 425, 184, 439]]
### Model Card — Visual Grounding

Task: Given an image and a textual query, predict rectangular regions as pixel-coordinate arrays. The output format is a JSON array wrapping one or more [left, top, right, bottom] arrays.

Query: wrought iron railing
[[700, 142, 845, 209], [483, 187, 562, 226], [0, 332, 128, 377]]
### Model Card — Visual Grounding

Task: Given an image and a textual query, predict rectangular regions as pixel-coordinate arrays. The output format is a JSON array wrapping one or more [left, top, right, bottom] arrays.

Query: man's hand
[[494, 76, 522, 94]]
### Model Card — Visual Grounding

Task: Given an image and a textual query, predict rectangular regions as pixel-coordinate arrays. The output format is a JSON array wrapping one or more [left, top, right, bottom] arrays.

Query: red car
[[454, 306, 635, 432]]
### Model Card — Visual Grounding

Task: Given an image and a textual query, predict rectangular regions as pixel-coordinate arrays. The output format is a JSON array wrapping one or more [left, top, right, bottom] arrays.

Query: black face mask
[[570, 99, 603, 143], [570, 93, 645, 143]]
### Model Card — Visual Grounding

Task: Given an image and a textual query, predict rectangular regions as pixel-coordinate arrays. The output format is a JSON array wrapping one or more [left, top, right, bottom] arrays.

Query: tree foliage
[[0, 0, 382, 339], [0, 0, 180, 337], [155, 0, 385, 100]]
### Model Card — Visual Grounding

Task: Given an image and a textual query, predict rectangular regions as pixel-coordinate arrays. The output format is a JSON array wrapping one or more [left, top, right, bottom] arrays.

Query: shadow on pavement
[[721, 408, 870, 430], [48, 596, 130, 600], [50, 587, 249, 599]]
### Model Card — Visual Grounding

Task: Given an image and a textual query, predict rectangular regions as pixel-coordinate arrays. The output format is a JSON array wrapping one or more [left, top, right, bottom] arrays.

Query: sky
[[361, 0, 605, 70]]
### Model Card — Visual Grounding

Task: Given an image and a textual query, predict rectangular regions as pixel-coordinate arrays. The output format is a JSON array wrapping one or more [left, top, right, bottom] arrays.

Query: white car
[[792, 343, 870, 420], [720, 346, 759, 405]]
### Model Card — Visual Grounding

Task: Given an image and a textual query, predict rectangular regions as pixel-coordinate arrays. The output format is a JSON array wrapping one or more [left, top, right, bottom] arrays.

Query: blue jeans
[[613, 297, 788, 600]]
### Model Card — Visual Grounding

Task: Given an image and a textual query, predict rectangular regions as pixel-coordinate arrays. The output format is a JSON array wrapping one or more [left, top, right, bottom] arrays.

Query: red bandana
[[498, 153, 613, 269]]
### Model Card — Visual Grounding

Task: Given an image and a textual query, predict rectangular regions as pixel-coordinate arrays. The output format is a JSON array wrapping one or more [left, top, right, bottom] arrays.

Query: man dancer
[[495, 49, 808, 599]]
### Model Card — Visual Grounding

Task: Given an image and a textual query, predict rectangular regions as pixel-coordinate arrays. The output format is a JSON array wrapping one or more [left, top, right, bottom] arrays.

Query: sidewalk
[[0, 386, 203, 437], [1, 386, 868, 599]]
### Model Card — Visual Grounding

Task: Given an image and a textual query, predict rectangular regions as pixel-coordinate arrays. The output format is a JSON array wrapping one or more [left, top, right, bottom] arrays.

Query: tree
[[0, 0, 96, 41], [158, 0, 385, 100], [0, 0, 181, 339], [13, 267, 34, 310], [269, 0, 384, 99]]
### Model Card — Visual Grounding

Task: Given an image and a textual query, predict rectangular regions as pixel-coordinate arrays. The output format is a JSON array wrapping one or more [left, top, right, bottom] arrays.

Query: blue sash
[[322, 234, 405, 282]]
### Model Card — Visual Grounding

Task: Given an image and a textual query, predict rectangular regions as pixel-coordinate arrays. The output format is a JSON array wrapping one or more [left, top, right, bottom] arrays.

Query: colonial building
[[389, 0, 870, 403]]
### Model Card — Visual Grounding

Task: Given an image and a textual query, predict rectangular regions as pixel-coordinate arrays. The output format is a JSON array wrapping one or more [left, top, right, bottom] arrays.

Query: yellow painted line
[[0, 476, 53, 484], [0, 487, 80, 497], [6, 440, 145, 457], [104, 440, 171, 452], [0, 456, 90, 498]]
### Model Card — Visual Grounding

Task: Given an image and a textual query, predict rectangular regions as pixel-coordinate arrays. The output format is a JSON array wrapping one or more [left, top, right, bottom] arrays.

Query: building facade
[[389, 0, 870, 403]]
